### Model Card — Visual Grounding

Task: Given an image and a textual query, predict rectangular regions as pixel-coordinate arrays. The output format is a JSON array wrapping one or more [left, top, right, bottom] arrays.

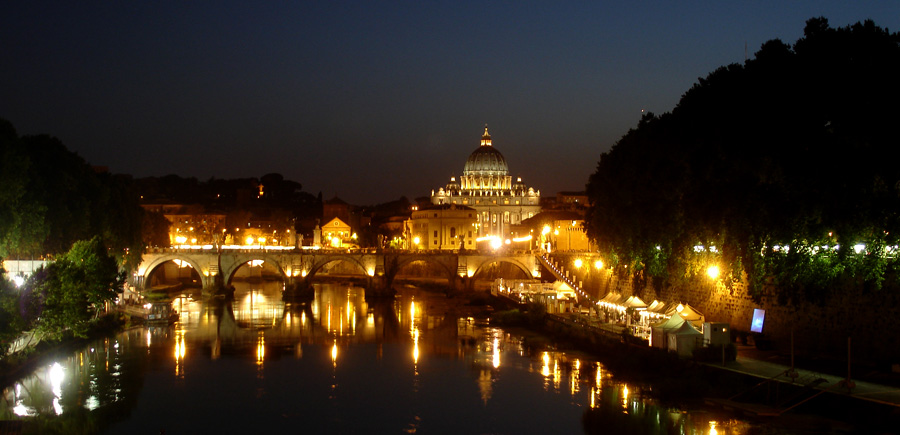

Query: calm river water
[[2, 282, 801, 434]]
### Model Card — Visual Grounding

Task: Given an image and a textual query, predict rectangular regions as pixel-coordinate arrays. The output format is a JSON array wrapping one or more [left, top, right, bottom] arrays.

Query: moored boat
[[119, 301, 179, 324]]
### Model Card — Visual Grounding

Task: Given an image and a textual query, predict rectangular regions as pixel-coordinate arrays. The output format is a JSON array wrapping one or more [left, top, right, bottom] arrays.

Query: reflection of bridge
[[134, 248, 541, 294]]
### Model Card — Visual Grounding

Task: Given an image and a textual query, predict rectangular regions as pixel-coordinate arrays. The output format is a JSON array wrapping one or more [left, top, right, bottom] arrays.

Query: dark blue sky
[[3, 2, 898, 204]]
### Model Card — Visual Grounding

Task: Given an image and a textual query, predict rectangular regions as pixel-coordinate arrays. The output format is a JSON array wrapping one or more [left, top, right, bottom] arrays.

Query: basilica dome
[[463, 126, 509, 177]]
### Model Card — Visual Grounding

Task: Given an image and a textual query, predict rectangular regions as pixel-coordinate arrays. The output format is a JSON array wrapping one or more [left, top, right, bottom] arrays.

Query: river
[[2, 282, 790, 434]]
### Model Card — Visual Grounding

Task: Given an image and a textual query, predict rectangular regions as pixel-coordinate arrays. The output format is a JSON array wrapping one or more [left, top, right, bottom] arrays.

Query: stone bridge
[[134, 248, 541, 294]]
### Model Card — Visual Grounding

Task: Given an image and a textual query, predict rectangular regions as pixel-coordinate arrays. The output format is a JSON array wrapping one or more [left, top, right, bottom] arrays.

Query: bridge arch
[[394, 256, 455, 279], [223, 255, 289, 286], [469, 258, 534, 280], [307, 255, 371, 279], [140, 254, 209, 290]]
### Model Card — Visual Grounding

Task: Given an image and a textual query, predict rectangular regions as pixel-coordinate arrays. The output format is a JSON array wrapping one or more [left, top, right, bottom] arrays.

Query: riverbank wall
[[503, 308, 900, 430]]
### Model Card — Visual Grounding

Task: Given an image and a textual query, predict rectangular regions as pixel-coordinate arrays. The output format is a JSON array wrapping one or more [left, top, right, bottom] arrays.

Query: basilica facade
[[431, 126, 541, 240]]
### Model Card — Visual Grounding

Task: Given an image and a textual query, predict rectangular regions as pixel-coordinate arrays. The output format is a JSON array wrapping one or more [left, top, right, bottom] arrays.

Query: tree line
[[0, 120, 145, 352], [0, 119, 146, 268], [585, 18, 900, 304]]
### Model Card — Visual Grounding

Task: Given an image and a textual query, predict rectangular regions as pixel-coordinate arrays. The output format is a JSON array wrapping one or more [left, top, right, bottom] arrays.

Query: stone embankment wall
[[546, 253, 900, 366]]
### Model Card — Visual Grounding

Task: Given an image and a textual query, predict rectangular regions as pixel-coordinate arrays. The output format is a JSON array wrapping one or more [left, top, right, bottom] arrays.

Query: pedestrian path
[[707, 351, 900, 409]]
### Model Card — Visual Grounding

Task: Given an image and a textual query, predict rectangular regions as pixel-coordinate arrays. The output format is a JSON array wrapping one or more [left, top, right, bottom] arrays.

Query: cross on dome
[[481, 124, 492, 146]]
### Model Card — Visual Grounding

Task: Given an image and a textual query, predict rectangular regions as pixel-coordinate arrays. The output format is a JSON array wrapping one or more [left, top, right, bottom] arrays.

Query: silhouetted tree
[[586, 18, 900, 303]]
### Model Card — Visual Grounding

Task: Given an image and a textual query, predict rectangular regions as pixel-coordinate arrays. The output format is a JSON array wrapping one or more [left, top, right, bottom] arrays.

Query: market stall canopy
[[550, 281, 576, 300], [650, 313, 687, 349], [652, 313, 686, 331], [551, 280, 573, 291], [602, 292, 626, 306], [622, 295, 647, 309], [646, 300, 667, 312], [669, 321, 703, 358], [664, 303, 705, 326]]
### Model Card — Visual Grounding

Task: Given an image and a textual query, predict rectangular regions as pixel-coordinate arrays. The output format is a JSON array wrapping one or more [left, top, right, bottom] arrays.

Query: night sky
[[3, 2, 898, 205]]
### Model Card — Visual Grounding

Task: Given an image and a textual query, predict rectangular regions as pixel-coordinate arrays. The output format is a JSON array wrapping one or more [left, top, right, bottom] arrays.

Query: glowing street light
[[594, 260, 604, 270], [574, 258, 583, 269], [707, 265, 720, 279]]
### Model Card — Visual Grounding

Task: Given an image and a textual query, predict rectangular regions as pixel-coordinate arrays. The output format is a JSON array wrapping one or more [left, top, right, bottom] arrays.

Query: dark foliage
[[586, 18, 900, 304]]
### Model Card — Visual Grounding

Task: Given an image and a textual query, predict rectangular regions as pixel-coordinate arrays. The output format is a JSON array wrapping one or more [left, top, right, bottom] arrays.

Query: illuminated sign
[[750, 309, 766, 333]]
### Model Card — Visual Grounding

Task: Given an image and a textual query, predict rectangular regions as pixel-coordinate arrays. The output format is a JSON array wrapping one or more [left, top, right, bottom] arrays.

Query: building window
[[468, 231, 472, 238], [433, 230, 438, 238], [450, 227, 456, 238], [504, 212, 510, 223]]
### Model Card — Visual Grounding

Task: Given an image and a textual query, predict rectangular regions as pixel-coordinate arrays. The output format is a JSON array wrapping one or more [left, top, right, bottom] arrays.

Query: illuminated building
[[521, 210, 592, 252], [405, 204, 477, 250], [320, 217, 355, 248], [140, 203, 227, 246], [431, 126, 541, 240]]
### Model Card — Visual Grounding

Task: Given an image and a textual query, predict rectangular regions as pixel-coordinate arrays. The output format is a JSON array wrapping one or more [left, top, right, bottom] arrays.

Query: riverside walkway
[[547, 311, 900, 413], [706, 345, 900, 414]]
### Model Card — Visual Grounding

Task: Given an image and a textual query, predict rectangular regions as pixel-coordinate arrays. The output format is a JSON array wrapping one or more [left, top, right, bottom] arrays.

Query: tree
[[0, 267, 26, 354], [33, 237, 123, 340], [0, 121, 49, 258], [142, 210, 172, 248], [0, 119, 146, 271], [585, 18, 900, 302]]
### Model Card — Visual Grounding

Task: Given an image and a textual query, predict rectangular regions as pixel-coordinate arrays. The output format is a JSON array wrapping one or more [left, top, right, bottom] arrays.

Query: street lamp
[[707, 265, 720, 279], [541, 225, 551, 252]]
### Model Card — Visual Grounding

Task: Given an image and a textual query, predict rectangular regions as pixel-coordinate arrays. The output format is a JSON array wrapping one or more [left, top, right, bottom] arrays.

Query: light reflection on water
[[0, 282, 761, 434]]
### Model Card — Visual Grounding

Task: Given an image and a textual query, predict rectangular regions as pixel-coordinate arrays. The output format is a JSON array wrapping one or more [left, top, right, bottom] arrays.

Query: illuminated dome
[[463, 126, 508, 177], [430, 124, 542, 240]]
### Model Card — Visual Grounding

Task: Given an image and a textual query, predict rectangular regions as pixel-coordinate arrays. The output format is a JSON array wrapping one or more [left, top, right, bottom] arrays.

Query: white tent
[[669, 321, 703, 358], [550, 281, 576, 300], [664, 303, 705, 327], [622, 295, 647, 310], [650, 313, 686, 349], [646, 300, 667, 313]]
